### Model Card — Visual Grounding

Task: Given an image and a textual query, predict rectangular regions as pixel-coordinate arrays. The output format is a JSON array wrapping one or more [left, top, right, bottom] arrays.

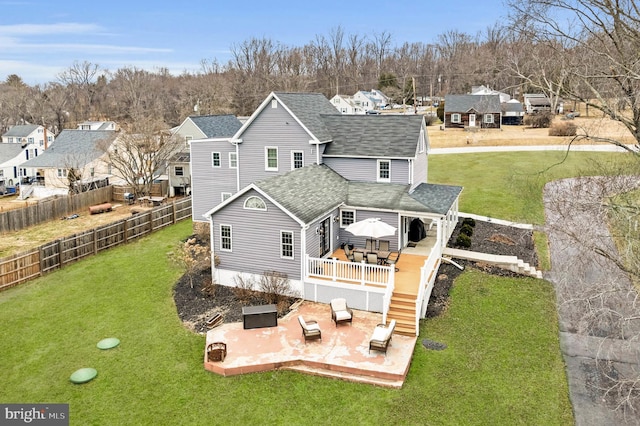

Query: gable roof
[[188, 114, 243, 138], [321, 114, 424, 158], [21, 130, 116, 168], [234, 92, 340, 144], [502, 100, 524, 113], [444, 94, 501, 113], [3, 124, 39, 138]]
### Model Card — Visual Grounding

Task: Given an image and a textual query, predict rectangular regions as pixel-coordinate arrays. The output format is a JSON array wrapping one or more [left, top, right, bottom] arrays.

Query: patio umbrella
[[345, 218, 397, 239]]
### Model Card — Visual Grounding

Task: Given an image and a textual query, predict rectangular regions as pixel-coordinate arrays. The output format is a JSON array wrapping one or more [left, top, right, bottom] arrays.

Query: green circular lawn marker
[[97, 337, 120, 350], [70, 368, 97, 384]]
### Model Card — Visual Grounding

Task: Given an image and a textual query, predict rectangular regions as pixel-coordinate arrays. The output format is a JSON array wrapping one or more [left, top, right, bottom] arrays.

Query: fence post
[[58, 239, 64, 268], [93, 229, 98, 255], [39, 246, 44, 277], [172, 201, 177, 224]]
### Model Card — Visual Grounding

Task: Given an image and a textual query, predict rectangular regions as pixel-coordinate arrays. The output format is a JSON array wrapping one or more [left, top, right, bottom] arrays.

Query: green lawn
[[0, 219, 572, 425], [429, 150, 633, 224]]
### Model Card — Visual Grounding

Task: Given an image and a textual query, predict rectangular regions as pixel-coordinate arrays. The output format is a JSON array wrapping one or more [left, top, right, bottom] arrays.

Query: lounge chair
[[385, 250, 401, 271], [353, 251, 364, 263], [378, 240, 389, 251], [330, 298, 353, 326], [298, 316, 322, 343], [369, 319, 396, 354], [367, 253, 379, 265]]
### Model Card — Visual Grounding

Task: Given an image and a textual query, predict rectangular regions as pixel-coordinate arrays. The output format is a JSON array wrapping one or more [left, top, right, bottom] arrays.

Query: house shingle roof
[[0, 144, 24, 162], [251, 164, 462, 223], [189, 115, 243, 138], [3, 124, 39, 138], [273, 92, 340, 143], [255, 164, 348, 223], [321, 114, 424, 158], [444, 94, 501, 113], [21, 130, 116, 168]]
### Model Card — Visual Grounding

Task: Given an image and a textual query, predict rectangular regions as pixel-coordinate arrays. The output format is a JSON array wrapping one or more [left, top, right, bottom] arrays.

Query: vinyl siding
[[412, 129, 428, 188], [175, 120, 207, 143], [337, 210, 400, 251], [212, 189, 302, 280], [323, 157, 410, 184], [238, 104, 316, 188], [304, 209, 341, 258], [190, 140, 237, 221]]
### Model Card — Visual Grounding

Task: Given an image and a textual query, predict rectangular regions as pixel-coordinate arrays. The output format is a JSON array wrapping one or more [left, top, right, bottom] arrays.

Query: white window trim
[[291, 150, 304, 170], [212, 152, 221, 168], [220, 224, 232, 252], [451, 113, 461, 123], [265, 146, 278, 171], [484, 114, 494, 124], [243, 196, 267, 211], [280, 230, 294, 259], [377, 159, 391, 183], [229, 152, 237, 169], [221, 192, 232, 202], [340, 209, 356, 228], [174, 166, 184, 176]]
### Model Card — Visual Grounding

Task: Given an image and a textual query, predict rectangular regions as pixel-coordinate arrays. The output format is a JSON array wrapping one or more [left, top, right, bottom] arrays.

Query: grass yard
[[0, 220, 572, 425], [429, 150, 635, 224]]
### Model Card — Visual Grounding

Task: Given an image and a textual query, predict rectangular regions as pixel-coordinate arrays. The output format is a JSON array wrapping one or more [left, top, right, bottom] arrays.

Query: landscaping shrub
[[460, 223, 474, 237], [436, 102, 445, 121], [424, 115, 438, 126], [524, 112, 554, 128], [549, 121, 577, 136], [462, 217, 476, 227], [456, 233, 472, 248]]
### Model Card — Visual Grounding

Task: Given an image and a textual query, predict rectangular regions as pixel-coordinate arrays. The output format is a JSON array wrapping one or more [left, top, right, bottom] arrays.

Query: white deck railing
[[415, 243, 442, 335], [306, 256, 394, 287]]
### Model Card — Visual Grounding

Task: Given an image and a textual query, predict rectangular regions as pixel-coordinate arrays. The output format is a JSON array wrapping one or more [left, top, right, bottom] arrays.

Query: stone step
[[283, 364, 405, 388], [443, 247, 543, 278]]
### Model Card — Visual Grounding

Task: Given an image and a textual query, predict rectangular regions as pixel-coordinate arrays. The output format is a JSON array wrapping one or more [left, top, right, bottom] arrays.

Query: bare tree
[[100, 119, 181, 197]]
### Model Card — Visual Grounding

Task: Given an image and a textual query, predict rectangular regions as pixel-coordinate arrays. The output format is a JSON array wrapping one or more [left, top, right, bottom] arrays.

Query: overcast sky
[[0, 0, 508, 85]]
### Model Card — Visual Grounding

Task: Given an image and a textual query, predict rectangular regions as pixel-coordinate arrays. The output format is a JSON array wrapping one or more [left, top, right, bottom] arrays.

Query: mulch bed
[[173, 219, 538, 332]]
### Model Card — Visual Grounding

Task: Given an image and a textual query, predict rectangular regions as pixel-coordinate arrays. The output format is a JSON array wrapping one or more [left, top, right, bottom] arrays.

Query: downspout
[[208, 215, 217, 281], [235, 142, 240, 192]]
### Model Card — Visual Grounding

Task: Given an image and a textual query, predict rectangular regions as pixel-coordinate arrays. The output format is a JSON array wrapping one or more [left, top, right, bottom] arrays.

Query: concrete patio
[[204, 301, 417, 388]]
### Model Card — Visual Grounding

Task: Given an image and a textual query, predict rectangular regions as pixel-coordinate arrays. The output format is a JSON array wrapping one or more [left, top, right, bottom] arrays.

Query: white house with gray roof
[[20, 129, 118, 196], [1, 124, 55, 183], [192, 91, 462, 335]]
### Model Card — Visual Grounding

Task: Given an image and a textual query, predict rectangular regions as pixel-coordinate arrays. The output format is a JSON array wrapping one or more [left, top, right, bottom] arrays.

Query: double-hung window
[[340, 210, 355, 228], [212, 152, 221, 168], [484, 114, 494, 124], [451, 113, 461, 123], [220, 225, 232, 251], [229, 152, 237, 169], [292, 151, 303, 169], [281, 231, 294, 258], [265, 147, 278, 171], [174, 166, 184, 176], [377, 160, 391, 182]]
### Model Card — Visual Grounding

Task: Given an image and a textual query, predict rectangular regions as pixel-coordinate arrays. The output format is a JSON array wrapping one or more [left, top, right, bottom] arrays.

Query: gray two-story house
[[191, 92, 462, 336]]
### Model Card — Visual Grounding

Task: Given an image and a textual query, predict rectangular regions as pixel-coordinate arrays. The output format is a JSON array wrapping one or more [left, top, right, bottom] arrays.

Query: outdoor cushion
[[371, 326, 388, 342], [306, 322, 320, 331], [331, 298, 347, 311], [335, 311, 351, 321]]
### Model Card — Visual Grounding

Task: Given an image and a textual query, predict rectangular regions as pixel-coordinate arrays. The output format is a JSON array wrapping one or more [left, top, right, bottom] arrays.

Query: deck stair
[[387, 291, 418, 336], [442, 248, 543, 279]]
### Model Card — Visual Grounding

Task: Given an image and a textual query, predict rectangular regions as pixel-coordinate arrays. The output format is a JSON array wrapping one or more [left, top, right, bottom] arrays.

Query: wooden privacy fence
[[0, 186, 114, 233], [0, 197, 192, 291]]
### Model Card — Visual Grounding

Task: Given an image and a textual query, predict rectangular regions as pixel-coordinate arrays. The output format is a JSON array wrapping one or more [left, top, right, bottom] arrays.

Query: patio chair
[[298, 316, 322, 343], [365, 239, 375, 251], [353, 251, 365, 263], [330, 298, 353, 326], [367, 253, 379, 265], [378, 240, 390, 252], [385, 250, 401, 272], [343, 245, 354, 261], [369, 319, 396, 355]]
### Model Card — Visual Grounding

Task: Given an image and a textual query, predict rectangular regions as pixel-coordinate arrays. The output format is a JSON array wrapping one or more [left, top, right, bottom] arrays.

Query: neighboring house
[[330, 94, 365, 114], [470, 85, 511, 103], [352, 89, 389, 112], [170, 114, 243, 198], [20, 130, 118, 196], [502, 99, 525, 125], [191, 91, 462, 335], [522, 94, 564, 114], [1, 124, 55, 181], [77, 121, 117, 131], [443, 94, 502, 129], [0, 144, 28, 188]]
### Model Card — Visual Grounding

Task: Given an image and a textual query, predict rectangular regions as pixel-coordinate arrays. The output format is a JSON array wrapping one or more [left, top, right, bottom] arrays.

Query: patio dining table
[[353, 248, 391, 264]]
